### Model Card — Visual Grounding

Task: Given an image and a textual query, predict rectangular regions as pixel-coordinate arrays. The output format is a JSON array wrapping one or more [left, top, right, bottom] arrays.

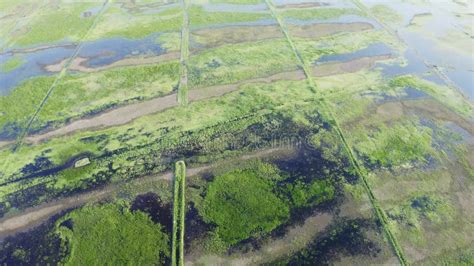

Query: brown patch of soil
[[191, 25, 283, 50], [289, 22, 374, 38]]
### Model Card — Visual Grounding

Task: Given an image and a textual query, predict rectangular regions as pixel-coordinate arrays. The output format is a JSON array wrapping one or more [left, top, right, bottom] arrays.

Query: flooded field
[[0, 0, 472, 265]]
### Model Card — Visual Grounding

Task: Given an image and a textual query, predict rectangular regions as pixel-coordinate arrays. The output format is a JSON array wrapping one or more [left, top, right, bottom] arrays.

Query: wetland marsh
[[0, 0, 472, 265]]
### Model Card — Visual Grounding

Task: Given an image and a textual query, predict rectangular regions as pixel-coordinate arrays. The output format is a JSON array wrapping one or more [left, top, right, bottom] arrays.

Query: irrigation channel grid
[[265, 0, 408, 264]]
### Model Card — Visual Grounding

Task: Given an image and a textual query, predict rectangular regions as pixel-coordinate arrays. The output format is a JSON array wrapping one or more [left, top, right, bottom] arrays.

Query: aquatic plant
[[56, 203, 170, 265], [198, 162, 290, 245]]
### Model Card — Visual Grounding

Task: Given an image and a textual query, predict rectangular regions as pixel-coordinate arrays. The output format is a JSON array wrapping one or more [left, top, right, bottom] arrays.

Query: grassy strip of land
[[266, 1, 408, 264], [178, 161, 186, 266], [0, 56, 25, 72], [7, 2, 102, 47], [172, 161, 186, 266], [171, 164, 179, 266], [178, 0, 189, 105]]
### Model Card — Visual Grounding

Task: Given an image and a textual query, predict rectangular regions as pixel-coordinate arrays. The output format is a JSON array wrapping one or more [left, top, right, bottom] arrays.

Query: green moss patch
[[56, 203, 170, 265], [198, 162, 290, 245]]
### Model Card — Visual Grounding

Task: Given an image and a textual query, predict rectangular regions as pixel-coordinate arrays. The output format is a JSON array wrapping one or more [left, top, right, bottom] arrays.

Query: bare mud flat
[[191, 23, 373, 50], [191, 25, 283, 49], [44, 52, 180, 73], [312, 54, 392, 77], [289, 22, 374, 38]]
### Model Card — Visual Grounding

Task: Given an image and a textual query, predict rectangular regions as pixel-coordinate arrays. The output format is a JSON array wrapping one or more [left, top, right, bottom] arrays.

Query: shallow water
[[0, 46, 75, 95], [315, 42, 392, 64], [0, 34, 166, 95], [376, 49, 445, 85], [361, 0, 474, 99], [78, 33, 165, 68]]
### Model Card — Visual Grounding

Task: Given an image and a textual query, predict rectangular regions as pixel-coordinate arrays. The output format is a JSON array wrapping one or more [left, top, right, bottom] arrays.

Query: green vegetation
[[87, 4, 183, 40], [11, 2, 103, 46], [0, 61, 179, 137], [285, 179, 335, 208], [0, 76, 53, 137], [0, 79, 316, 214], [266, 2, 409, 264], [389, 75, 474, 119], [188, 39, 298, 88], [0, 56, 25, 72], [189, 5, 271, 28], [295, 29, 401, 64], [171, 161, 186, 266], [2, 1, 473, 264], [370, 4, 402, 25], [157, 32, 182, 51], [354, 120, 435, 168], [198, 162, 289, 246], [56, 203, 169, 265]]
